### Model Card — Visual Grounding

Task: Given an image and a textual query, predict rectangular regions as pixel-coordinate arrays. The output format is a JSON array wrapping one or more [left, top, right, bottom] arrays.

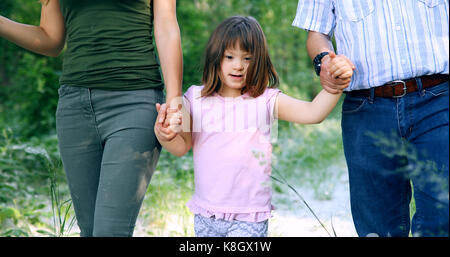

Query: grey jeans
[[56, 85, 163, 237]]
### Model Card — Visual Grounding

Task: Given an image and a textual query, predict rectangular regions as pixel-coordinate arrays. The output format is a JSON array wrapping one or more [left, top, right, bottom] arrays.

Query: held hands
[[154, 103, 182, 142], [320, 52, 355, 94]]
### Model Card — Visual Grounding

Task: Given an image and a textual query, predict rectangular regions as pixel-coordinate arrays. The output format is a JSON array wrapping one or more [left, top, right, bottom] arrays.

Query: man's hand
[[320, 52, 355, 94]]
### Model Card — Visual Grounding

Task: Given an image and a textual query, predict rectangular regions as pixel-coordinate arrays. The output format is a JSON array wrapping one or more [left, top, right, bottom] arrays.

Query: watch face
[[314, 52, 329, 76], [314, 64, 321, 75]]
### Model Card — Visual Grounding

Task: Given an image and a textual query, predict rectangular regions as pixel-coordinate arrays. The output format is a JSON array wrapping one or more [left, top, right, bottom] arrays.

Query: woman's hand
[[154, 103, 179, 142]]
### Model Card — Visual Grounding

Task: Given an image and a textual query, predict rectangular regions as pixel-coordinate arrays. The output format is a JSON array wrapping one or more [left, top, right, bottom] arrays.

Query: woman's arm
[[275, 90, 342, 124], [0, 0, 65, 57], [153, 0, 183, 107]]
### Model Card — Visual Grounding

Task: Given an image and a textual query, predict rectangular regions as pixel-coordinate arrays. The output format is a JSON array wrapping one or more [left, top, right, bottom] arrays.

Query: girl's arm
[[154, 104, 192, 157], [156, 131, 192, 157], [277, 52, 353, 124], [153, 0, 183, 107], [275, 90, 342, 124], [0, 0, 65, 57]]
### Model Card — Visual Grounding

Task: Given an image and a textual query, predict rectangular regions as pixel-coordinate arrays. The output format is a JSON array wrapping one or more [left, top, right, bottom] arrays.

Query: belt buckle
[[390, 80, 407, 98]]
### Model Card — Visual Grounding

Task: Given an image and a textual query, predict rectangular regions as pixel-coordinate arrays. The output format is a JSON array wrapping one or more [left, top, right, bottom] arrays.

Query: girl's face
[[220, 45, 252, 97]]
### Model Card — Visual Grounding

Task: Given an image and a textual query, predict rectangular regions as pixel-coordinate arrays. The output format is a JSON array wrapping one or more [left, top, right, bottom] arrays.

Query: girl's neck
[[218, 86, 243, 98]]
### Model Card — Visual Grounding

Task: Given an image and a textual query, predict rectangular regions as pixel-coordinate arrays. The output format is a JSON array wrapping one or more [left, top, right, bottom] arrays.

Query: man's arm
[[307, 31, 354, 94], [306, 30, 334, 61]]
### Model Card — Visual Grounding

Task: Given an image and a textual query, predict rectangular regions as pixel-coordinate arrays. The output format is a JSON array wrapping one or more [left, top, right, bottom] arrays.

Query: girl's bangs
[[224, 24, 255, 54]]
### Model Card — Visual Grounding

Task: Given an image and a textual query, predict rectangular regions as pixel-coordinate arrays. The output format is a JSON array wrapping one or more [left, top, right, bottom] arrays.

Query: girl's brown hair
[[201, 16, 279, 98]]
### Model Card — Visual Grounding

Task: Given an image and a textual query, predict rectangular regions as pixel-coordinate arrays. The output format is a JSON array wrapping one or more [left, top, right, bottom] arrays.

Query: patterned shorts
[[194, 214, 268, 237]]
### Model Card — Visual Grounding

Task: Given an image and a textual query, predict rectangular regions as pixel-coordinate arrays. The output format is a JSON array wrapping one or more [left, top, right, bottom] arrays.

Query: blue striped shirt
[[292, 0, 449, 91]]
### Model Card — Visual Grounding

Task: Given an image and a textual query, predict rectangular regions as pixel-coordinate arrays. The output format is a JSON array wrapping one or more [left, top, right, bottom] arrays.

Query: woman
[[0, 0, 182, 236]]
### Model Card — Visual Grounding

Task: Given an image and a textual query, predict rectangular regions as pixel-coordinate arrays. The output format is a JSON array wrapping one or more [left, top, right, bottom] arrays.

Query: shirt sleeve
[[266, 88, 281, 122], [183, 85, 200, 116], [292, 0, 336, 36], [183, 88, 192, 115]]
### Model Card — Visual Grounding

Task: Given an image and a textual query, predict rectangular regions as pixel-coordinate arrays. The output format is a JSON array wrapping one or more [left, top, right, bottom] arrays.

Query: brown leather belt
[[346, 74, 449, 98]]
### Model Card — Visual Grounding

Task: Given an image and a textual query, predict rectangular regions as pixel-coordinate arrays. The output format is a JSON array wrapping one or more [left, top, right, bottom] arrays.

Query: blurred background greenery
[[0, 0, 350, 236]]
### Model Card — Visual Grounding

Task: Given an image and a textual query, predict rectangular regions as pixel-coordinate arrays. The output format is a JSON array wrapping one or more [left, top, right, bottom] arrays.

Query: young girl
[[155, 16, 353, 237]]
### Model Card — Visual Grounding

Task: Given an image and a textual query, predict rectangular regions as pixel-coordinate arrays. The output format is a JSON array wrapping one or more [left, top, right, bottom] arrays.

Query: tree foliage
[[0, 0, 61, 137]]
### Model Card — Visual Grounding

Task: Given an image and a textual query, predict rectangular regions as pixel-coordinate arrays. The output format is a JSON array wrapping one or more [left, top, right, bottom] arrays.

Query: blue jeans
[[342, 80, 449, 237], [56, 85, 163, 236]]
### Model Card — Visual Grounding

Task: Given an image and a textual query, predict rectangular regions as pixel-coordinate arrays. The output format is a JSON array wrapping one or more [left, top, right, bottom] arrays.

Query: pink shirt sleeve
[[183, 86, 194, 115], [265, 87, 281, 121], [183, 85, 204, 115]]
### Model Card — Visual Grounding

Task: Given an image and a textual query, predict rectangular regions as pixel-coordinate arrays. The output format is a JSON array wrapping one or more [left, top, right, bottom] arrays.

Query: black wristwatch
[[313, 52, 329, 76]]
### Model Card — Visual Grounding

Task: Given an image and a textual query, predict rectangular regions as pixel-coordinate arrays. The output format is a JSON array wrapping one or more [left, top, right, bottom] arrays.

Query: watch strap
[[313, 52, 329, 76]]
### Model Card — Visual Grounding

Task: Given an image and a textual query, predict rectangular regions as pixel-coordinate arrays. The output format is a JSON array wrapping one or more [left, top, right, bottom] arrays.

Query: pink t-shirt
[[183, 85, 281, 222]]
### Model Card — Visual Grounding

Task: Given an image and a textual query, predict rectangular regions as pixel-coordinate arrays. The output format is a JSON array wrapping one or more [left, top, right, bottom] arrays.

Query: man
[[293, 0, 449, 237]]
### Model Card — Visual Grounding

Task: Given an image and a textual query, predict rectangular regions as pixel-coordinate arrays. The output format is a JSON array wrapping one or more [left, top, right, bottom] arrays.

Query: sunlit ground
[[131, 119, 358, 237], [134, 169, 357, 237]]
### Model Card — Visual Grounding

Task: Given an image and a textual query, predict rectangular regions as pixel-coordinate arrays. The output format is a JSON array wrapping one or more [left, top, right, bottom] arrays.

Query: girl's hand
[[319, 52, 355, 94], [326, 52, 354, 80], [155, 103, 177, 141]]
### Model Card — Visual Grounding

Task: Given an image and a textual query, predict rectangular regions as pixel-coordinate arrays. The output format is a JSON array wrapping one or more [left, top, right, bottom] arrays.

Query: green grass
[[273, 118, 346, 199], [0, 130, 74, 236], [138, 150, 195, 236]]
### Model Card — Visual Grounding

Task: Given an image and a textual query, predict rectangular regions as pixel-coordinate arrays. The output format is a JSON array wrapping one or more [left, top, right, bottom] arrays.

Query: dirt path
[[269, 172, 357, 237], [133, 171, 357, 237], [59, 170, 357, 237]]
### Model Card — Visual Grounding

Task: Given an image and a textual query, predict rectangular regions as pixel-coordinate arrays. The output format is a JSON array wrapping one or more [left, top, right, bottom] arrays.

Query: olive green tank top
[[59, 0, 163, 90]]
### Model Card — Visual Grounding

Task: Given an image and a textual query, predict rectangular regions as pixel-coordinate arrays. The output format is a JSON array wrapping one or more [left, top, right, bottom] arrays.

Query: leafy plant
[[0, 129, 75, 236], [37, 153, 76, 237]]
